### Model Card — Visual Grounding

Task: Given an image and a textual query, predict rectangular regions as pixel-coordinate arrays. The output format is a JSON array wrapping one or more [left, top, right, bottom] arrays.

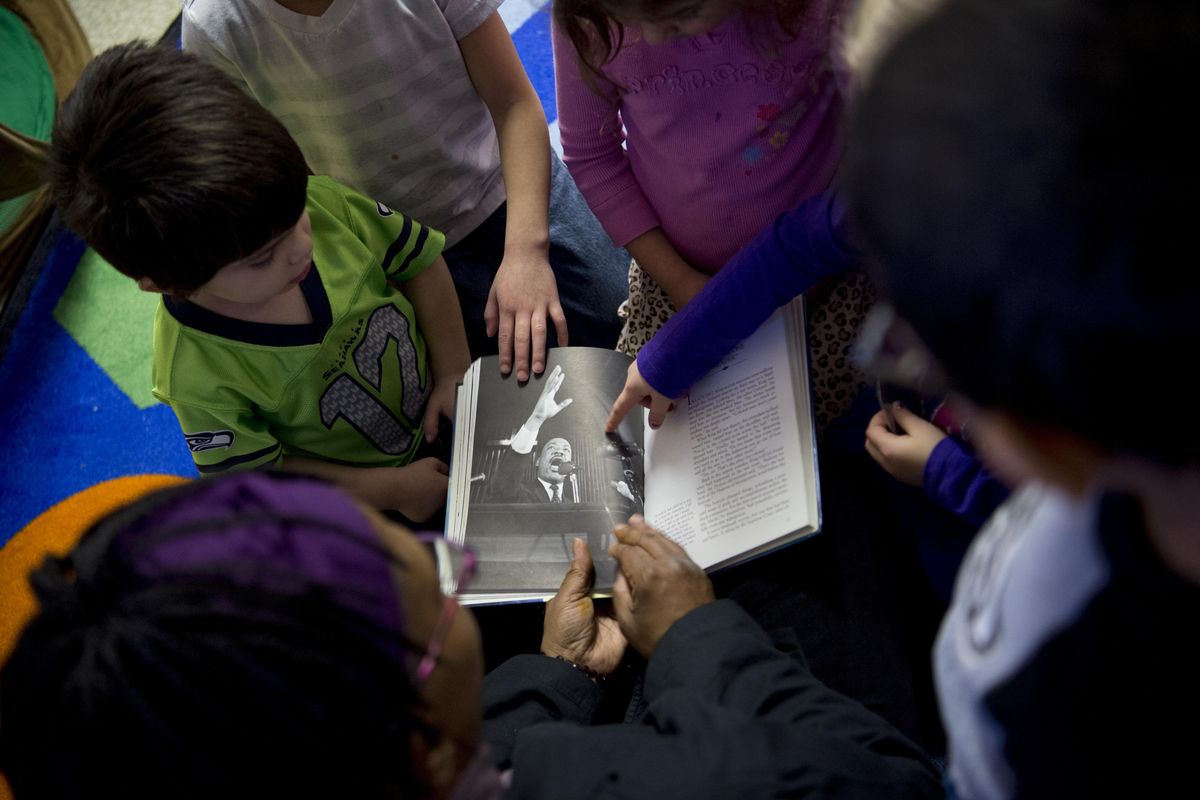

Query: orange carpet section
[[0, 473, 188, 659], [0, 473, 189, 800]]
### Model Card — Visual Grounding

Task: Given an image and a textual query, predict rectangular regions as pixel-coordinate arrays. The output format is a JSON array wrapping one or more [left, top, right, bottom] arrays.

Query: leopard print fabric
[[615, 260, 676, 358], [616, 260, 876, 436]]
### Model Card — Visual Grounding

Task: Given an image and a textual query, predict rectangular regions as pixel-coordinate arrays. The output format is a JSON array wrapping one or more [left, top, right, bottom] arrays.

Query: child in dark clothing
[[847, 0, 1200, 795]]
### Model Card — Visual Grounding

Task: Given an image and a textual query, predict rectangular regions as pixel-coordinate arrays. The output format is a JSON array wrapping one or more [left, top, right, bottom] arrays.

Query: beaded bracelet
[[545, 653, 607, 684]]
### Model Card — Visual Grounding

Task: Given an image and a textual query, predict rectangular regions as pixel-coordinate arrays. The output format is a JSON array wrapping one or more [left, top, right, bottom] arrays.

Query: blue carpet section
[[0, 232, 195, 542], [512, 6, 557, 124], [0, 4, 560, 542]]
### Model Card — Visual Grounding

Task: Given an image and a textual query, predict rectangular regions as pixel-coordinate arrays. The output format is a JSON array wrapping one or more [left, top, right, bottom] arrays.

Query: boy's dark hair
[[847, 0, 1200, 465], [0, 476, 433, 800], [48, 42, 309, 294]]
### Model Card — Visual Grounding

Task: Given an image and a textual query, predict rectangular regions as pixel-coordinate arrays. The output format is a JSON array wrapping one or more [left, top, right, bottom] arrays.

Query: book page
[[644, 308, 814, 569], [446, 348, 641, 602]]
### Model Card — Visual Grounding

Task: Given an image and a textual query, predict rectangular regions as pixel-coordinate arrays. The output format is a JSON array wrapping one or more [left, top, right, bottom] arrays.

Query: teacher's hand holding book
[[542, 537, 626, 678], [609, 515, 715, 657], [448, 300, 820, 604], [605, 359, 677, 432]]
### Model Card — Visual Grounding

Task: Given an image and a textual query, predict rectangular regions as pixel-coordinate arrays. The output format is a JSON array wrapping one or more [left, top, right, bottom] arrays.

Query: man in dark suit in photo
[[528, 436, 578, 504], [496, 434, 579, 504], [486, 364, 643, 511], [488, 365, 577, 505]]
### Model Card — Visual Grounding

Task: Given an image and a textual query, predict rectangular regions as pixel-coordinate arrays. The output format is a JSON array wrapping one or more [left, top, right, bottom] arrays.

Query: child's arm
[[606, 191, 854, 429], [920, 433, 1011, 529], [158, 395, 282, 475], [280, 456, 449, 522], [625, 229, 712, 310], [402, 255, 471, 444], [460, 12, 561, 382], [552, 23, 691, 294], [605, 360, 676, 433], [168, 398, 447, 519], [322, 179, 463, 439], [166, 391, 445, 520], [865, 405, 1010, 528]]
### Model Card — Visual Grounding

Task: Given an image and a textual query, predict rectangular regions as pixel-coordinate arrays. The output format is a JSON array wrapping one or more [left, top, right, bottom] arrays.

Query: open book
[[445, 299, 820, 605]]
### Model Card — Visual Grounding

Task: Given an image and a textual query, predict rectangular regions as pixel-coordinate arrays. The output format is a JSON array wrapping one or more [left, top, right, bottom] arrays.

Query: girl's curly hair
[[554, 0, 816, 86]]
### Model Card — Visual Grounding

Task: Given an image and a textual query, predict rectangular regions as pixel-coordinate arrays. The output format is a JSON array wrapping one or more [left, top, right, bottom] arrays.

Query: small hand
[[864, 403, 948, 486], [390, 457, 450, 522], [542, 537, 627, 676], [605, 359, 676, 432], [530, 364, 573, 424], [609, 515, 714, 658], [486, 253, 567, 382], [423, 375, 461, 444]]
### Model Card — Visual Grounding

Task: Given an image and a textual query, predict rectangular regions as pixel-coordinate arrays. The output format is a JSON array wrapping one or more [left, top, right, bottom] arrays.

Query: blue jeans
[[441, 153, 629, 359]]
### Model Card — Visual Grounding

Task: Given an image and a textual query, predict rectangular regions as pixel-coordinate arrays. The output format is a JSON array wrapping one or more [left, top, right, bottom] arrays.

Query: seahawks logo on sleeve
[[185, 430, 235, 452], [375, 201, 394, 217]]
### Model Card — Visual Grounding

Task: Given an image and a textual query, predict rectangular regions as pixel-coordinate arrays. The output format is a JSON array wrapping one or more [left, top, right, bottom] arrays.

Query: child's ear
[[136, 277, 167, 294]]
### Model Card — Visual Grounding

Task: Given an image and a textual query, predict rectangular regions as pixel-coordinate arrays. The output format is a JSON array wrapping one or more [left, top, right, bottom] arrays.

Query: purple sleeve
[[923, 436, 1010, 529], [638, 189, 856, 399]]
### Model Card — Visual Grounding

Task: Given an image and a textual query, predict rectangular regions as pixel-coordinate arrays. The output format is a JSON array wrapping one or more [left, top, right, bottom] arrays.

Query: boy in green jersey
[[47, 43, 469, 522]]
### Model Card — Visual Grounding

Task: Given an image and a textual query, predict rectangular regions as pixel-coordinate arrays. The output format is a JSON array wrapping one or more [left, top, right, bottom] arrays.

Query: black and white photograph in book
[[459, 350, 643, 595], [446, 300, 820, 604]]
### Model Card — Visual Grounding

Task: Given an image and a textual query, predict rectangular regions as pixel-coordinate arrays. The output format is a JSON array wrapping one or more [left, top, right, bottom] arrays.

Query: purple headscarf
[[114, 472, 406, 638]]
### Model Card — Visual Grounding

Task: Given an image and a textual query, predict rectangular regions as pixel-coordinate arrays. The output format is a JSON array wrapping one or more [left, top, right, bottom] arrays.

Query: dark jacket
[[482, 600, 942, 799]]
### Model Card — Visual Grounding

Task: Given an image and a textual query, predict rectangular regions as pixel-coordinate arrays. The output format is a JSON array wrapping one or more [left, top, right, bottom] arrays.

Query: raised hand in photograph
[[494, 365, 579, 504]]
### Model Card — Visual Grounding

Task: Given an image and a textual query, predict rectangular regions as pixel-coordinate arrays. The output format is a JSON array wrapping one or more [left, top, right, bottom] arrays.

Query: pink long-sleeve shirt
[[552, 1, 846, 272]]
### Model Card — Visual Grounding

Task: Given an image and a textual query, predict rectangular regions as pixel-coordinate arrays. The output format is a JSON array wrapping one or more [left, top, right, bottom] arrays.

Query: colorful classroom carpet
[[0, 0, 562, 543]]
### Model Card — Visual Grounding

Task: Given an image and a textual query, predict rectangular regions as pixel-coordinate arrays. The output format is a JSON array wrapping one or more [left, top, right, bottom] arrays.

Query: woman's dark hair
[[0, 475, 434, 800], [847, 0, 1200, 465], [554, 0, 815, 85], [47, 42, 309, 294]]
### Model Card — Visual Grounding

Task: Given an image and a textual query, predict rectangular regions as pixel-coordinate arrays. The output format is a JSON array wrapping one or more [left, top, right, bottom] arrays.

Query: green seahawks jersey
[[152, 176, 445, 474]]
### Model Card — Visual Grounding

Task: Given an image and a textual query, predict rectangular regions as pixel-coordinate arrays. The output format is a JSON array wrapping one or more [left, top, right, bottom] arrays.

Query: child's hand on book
[[390, 457, 450, 521], [864, 403, 947, 487], [609, 516, 714, 657], [424, 375, 461, 443], [541, 538, 626, 677], [606, 360, 676, 432], [487, 251, 568, 382]]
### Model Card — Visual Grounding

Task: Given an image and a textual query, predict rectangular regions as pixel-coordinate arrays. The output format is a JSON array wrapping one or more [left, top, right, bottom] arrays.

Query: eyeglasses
[[853, 303, 952, 396], [412, 532, 477, 684]]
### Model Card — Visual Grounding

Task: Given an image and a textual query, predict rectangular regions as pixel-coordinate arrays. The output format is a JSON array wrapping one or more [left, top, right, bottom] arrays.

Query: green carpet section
[[53, 249, 160, 409], [0, 6, 56, 235]]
